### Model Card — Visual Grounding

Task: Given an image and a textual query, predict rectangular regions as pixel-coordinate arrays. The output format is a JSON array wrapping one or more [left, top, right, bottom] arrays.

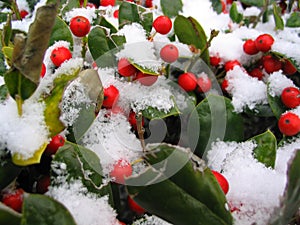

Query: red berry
[[210, 56, 221, 67], [248, 68, 264, 80], [221, 79, 229, 92], [145, 0, 153, 7], [36, 175, 51, 194], [178, 72, 197, 92], [226, 0, 233, 4], [45, 134, 65, 156], [160, 44, 179, 63], [152, 16, 172, 35], [278, 112, 300, 136], [282, 59, 297, 75], [135, 71, 158, 86], [117, 221, 126, 225], [100, 0, 115, 6], [263, 55, 282, 74], [20, 10, 29, 19], [224, 60, 241, 72], [40, 63, 46, 78], [212, 170, 229, 194], [113, 9, 119, 18], [70, 16, 91, 37], [281, 87, 300, 108], [103, 85, 119, 109], [255, 34, 274, 52], [2, 189, 24, 213], [127, 196, 146, 215], [50, 46, 72, 67], [118, 58, 137, 77], [128, 111, 144, 130], [110, 159, 133, 184], [196, 75, 212, 93], [243, 39, 259, 55]]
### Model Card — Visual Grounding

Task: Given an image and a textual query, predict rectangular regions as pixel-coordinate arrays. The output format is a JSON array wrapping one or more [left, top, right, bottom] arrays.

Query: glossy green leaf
[[269, 150, 300, 225], [96, 16, 118, 34], [210, 0, 223, 14], [126, 143, 233, 225], [13, 3, 57, 84], [0, 13, 8, 24], [239, 0, 264, 7], [0, 203, 21, 225], [273, 3, 284, 30], [21, 194, 76, 225], [4, 69, 37, 100], [52, 142, 111, 198], [0, 157, 22, 189], [250, 130, 277, 168], [190, 95, 244, 157], [2, 46, 13, 67], [244, 104, 274, 117], [88, 26, 116, 68], [174, 15, 210, 64], [267, 87, 287, 119], [60, 0, 79, 17], [119, 1, 153, 34], [109, 34, 126, 49], [49, 16, 73, 49], [286, 12, 300, 27], [230, 2, 243, 23], [161, 0, 183, 18], [43, 68, 81, 137], [130, 61, 159, 76], [1, 14, 12, 47]]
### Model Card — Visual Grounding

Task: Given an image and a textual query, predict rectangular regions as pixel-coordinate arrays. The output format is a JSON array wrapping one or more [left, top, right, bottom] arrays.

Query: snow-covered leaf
[[142, 98, 180, 119], [130, 60, 159, 76], [21, 194, 77, 225], [267, 85, 287, 119], [126, 143, 233, 225], [230, 2, 243, 24], [118, 1, 153, 34], [272, 3, 284, 30], [0, 157, 22, 189], [0, 202, 21, 225], [49, 16, 74, 50], [286, 12, 300, 27], [174, 15, 210, 65], [161, 0, 183, 18], [250, 130, 277, 168], [269, 150, 300, 225], [210, 0, 223, 14], [96, 16, 118, 34], [189, 95, 244, 157]]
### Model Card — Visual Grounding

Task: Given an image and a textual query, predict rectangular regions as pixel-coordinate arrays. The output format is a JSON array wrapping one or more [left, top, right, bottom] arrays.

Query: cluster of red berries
[[178, 72, 212, 93]]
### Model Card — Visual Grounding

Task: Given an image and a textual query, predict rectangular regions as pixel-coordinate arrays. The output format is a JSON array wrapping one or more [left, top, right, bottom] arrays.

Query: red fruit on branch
[[263, 55, 282, 74], [224, 60, 241, 72], [281, 87, 300, 108], [110, 159, 133, 184], [118, 58, 137, 77], [243, 39, 259, 55], [212, 170, 229, 194], [221, 79, 229, 92], [20, 10, 29, 19], [178, 72, 197, 92], [113, 9, 119, 18], [100, 0, 115, 6], [153, 15, 172, 35], [196, 76, 212, 93], [36, 175, 51, 194], [248, 68, 264, 80], [282, 59, 297, 75], [145, 0, 153, 7], [127, 196, 146, 215], [210, 56, 221, 67], [160, 44, 179, 63], [45, 134, 65, 156], [135, 71, 158, 86], [40, 63, 46, 78], [278, 112, 300, 136], [255, 34, 274, 52], [50, 46, 72, 67], [103, 85, 120, 109], [70, 16, 91, 37], [2, 189, 24, 213]]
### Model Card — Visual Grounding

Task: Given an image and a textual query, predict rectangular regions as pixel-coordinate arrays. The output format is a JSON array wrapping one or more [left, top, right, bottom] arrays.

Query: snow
[[64, 7, 97, 23], [267, 71, 296, 97], [47, 180, 119, 225]]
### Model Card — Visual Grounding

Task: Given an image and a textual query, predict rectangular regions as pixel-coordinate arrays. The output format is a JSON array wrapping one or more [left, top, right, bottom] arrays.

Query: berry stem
[[81, 36, 88, 59], [11, 0, 22, 20], [199, 29, 219, 59], [136, 112, 146, 152], [83, 0, 88, 8], [16, 95, 23, 116]]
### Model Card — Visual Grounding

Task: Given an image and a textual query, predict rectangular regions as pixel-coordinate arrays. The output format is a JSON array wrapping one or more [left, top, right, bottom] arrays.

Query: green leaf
[[0, 203, 21, 225], [0, 85, 8, 102], [109, 34, 126, 49], [230, 2, 243, 23], [244, 104, 274, 117], [96, 16, 118, 34], [267, 87, 287, 119], [49, 16, 74, 49], [0, 13, 8, 24], [119, 1, 153, 34], [43, 67, 81, 137], [250, 130, 277, 168], [13, 3, 58, 84], [190, 95, 244, 157], [4, 69, 37, 101], [286, 12, 300, 27], [21, 194, 76, 225], [273, 3, 284, 30], [126, 144, 233, 225], [2, 46, 13, 67], [174, 15, 210, 64], [239, 0, 264, 7], [161, 0, 183, 18], [1, 14, 12, 47], [0, 157, 22, 189], [0, 42, 6, 76], [88, 26, 116, 68], [269, 150, 300, 225], [210, 0, 223, 14], [130, 61, 159, 76], [60, 0, 79, 17], [52, 142, 111, 198]]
